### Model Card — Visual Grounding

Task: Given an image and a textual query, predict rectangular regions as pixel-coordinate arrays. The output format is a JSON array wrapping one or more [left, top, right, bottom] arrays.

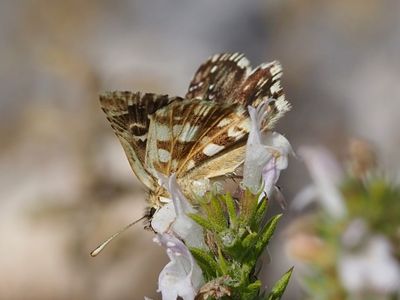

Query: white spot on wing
[[270, 62, 282, 76], [237, 57, 250, 68], [210, 65, 218, 73], [270, 82, 281, 94], [243, 84, 251, 91], [276, 97, 290, 112], [171, 159, 178, 170], [211, 54, 220, 62], [159, 196, 172, 203], [230, 53, 239, 61], [260, 63, 271, 70], [158, 148, 171, 163], [217, 118, 231, 127], [156, 124, 171, 141], [178, 123, 199, 142], [228, 127, 244, 139], [203, 143, 225, 156], [186, 159, 196, 171], [133, 133, 147, 141]]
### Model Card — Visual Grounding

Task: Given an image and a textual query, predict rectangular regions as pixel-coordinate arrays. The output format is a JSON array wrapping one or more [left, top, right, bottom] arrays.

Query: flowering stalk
[[149, 99, 293, 299], [287, 144, 400, 300], [189, 188, 293, 300]]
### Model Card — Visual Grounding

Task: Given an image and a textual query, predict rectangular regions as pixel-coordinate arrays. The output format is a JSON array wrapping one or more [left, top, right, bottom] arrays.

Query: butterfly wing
[[99, 91, 183, 190], [145, 98, 243, 175], [186, 53, 289, 129], [186, 53, 250, 101]]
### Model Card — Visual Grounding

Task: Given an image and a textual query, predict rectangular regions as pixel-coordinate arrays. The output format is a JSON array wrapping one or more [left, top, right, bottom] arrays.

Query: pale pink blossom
[[153, 234, 204, 300], [293, 146, 347, 219], [151, 173, 205, 249], [338, 229, 400, 296], [243, 100, 292, 202]]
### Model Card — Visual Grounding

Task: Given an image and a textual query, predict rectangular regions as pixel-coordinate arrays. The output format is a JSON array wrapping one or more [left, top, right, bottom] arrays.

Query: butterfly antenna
[[90, 214, 148, 257]]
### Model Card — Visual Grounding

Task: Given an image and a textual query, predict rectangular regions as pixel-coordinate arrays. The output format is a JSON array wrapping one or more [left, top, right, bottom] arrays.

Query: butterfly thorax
[[149, 177, 212, 209]]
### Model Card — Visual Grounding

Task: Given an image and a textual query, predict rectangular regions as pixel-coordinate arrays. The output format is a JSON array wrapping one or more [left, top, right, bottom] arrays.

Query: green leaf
[[242, 280, 262, 299], [209, 194, 228, 230], [242, 232, 258, 249], [266, 267, 294, 300], [190, 247, 221, 278], [189, 213, 215, 231], [239, 232, 259, 264], [224, 192, 238, 228], [239, 189, 259, 225], [254, 196, 268, 228], [247, 280, 262, 291], [255, 214, 282, 257], [217, 247, 229, 274]]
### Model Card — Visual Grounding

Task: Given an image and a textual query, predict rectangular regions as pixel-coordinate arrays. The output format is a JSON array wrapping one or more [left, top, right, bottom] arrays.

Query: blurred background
[[1, 0, 399, 299]]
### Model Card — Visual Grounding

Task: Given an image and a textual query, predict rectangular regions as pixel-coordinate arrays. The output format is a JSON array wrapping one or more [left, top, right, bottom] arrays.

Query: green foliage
[[266, 267, 294, 300], [341, 176, 400, 256], [189, 189, 291, 299], [300, 175, 400, 299]]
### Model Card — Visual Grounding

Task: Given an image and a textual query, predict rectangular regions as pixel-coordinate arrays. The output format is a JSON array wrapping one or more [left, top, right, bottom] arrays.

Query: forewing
[[186, 53, 290, 129], [185, 53, 250, 101], [99, 91, 182, 189], [234, 61, 290, 129], [234, 61, 284, 106]]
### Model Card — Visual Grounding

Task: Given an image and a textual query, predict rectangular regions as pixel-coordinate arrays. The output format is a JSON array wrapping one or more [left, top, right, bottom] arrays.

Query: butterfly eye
[[149, 206, 157, 218]]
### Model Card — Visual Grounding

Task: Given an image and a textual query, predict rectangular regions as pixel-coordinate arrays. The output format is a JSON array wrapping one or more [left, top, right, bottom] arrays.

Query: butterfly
[[99, 53, 289, 212]]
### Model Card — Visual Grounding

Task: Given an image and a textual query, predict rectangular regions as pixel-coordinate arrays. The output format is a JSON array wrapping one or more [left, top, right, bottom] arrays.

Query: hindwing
[[145, 99, 249, 178]]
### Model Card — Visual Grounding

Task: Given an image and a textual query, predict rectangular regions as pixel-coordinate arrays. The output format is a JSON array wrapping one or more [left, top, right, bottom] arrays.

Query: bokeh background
[[1, 0, 399, 299]]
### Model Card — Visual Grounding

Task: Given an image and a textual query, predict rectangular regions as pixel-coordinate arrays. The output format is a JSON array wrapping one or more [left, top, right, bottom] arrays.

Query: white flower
[[243, 100, 293, 202], [338, 233, 400, 296], [153, 233, 204, 300], [292, 146, 347, 219], [151, 173, 205, 249]]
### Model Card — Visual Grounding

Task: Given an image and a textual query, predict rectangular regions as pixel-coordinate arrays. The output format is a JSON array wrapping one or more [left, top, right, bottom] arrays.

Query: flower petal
[[243, 101, 292, 197], [338, 235, 400, 295], [261, 158, 280, 198], [155, 234, 204, 300], [152, 173, 205, 249], [297, 146, 347, 219]]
